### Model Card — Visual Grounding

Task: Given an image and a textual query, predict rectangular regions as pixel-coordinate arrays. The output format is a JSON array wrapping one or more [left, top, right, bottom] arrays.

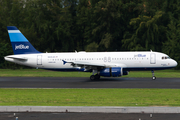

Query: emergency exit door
[[150, 54, 156, 64], [37, 55, 42, 65]]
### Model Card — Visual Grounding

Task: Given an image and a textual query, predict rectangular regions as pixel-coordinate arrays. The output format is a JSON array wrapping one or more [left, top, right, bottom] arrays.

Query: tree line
[[0, 0, 180, 69]]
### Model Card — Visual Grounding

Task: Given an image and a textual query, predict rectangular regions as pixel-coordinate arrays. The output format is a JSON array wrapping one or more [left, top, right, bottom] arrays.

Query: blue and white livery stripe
[[7, 26, 28, 42], [8, 30, 21, 33], [7, 26, 18, 30], [8, 33, 28, 42], [7, 26, 40, 54]]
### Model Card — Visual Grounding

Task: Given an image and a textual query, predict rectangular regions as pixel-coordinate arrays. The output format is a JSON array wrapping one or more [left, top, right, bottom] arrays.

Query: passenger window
[[162, 57, 164, 59]]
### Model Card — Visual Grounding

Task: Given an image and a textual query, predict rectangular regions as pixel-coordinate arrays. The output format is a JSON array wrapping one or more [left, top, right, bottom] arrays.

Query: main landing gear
[[151, 70, 156, 80], [90, 70, 100, 80], [90, 74, 100, 80]]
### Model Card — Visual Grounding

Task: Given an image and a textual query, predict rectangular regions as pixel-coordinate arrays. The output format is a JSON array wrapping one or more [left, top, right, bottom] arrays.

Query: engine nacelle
[[99, 67, 128, 77]]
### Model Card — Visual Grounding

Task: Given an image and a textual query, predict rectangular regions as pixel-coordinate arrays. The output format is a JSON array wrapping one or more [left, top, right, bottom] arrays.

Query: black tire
[[90, 75, 95, 80], [95, 74, 100, 79], [152, 76, 156, 80]]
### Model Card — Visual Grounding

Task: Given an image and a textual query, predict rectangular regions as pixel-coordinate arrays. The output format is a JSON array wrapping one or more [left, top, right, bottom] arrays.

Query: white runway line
[[0, 106, 180, 113]]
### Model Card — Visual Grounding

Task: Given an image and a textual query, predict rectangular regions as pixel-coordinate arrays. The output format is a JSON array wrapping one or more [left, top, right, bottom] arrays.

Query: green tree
[[162, 0, 180, 69], [163, 19, 180, 69], [123, 11, 167, 51]]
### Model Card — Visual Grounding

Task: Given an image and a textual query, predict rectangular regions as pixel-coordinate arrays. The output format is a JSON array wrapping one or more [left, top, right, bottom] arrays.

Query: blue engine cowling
[[99, 67, 128, 77]]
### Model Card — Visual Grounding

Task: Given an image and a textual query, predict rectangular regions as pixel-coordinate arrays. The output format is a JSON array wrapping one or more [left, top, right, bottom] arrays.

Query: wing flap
[[73, 61, 105, 67]]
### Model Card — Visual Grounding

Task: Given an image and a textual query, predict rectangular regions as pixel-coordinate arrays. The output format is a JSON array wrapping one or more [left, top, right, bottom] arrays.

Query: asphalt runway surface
[[1, 77, 180, 120], [0, 77, 180, 88], [1, 112, 180, 120]]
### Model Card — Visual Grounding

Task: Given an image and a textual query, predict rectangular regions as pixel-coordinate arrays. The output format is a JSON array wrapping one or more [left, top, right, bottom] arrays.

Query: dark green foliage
[[0, 0, 180, 69], [123, 11, 167, 51]]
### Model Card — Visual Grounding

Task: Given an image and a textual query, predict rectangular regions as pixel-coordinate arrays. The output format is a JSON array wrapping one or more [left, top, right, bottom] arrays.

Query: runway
[[1, 112, 180, 120], [1, 77, 180, 120], [0, 77, 180, 88]]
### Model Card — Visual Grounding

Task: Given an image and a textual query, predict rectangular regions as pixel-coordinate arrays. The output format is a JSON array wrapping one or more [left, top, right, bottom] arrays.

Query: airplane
[[4, 26, 178, 80]]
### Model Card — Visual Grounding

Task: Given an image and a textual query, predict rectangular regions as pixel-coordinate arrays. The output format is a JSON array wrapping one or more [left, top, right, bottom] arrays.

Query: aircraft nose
[[172, 60, 178, 67]]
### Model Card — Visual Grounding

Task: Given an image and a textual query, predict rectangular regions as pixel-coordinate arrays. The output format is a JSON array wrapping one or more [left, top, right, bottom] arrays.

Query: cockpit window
[[162, 56, 171, 60]]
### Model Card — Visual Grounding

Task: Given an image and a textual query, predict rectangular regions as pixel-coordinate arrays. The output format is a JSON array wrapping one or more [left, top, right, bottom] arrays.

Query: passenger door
[[150, 54, 156, 64], [37, 55, 42, 65]]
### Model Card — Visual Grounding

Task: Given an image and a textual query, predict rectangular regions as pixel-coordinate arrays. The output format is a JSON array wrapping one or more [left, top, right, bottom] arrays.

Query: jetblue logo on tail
[[15, 44, 29, 50], [7, 26, 40, 54]]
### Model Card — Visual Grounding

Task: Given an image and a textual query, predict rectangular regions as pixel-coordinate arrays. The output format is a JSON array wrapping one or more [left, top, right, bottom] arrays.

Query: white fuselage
[[4, 51, 177, 71]]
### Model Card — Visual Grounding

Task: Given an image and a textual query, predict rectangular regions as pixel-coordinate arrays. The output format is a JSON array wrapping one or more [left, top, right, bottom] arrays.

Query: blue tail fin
[[7, 26, 40, 54]]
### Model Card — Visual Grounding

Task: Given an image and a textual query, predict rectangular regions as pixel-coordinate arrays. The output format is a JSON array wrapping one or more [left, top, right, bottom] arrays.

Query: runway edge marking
[[0, 106, 180, 113]]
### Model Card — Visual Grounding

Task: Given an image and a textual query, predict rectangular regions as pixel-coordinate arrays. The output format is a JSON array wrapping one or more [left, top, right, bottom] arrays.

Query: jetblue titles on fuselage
[[134, 54, 146, 57]]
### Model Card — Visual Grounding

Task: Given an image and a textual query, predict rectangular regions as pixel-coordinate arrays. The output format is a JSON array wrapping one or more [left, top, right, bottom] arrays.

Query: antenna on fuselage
[[150, 49, 153, 52]]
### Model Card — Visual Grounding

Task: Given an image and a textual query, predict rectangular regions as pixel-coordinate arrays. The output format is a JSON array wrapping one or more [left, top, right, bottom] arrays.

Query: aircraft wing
[[62, 60, 127, 68], [62, 60, 105, 67]]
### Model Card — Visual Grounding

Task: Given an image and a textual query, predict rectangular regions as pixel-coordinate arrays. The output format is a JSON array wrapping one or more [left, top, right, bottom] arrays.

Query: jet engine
[[99, 67, 128, 77]]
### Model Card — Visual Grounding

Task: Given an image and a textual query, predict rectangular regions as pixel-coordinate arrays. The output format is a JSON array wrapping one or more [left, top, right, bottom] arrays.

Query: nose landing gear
[[152, 70, 156, 80]]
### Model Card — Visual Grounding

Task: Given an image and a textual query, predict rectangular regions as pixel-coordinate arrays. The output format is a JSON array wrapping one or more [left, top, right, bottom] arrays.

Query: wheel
[[152, 76, 156, 80], [90, 75, 95, 80], [95, 74, 100, 79]]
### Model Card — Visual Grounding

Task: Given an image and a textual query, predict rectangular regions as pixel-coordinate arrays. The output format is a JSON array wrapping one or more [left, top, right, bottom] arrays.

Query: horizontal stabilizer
[[4, 55, 28, 62]]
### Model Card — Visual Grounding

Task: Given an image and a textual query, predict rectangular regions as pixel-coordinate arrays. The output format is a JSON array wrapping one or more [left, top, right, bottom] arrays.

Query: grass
[[0, 69, 179, 78], [0, 88, 180, 106], [0, 69, 91, 77], [0, 69, 180, 106]]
